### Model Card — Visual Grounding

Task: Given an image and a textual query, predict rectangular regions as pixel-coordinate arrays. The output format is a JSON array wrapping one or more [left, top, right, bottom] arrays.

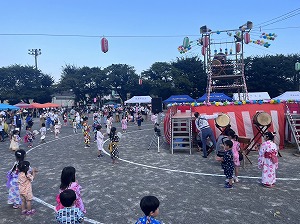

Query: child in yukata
[[56, 189, 84, 224], [216, 140, 235, 188], [135, 195, 162, 224]]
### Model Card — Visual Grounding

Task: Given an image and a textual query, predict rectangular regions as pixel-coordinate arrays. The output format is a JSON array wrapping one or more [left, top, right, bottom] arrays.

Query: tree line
[[0, 54, 299, 105]]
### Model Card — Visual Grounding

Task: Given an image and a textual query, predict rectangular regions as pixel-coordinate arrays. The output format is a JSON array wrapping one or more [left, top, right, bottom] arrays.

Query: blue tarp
[[0, 103, 20, 110], [197, 93, 233, 102], [163, 95, 195, 103]]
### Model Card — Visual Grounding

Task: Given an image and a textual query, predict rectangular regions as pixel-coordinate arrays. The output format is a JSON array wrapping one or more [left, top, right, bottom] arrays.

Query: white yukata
[[96, 130, 104, 152], [258, 140, 278, 185]]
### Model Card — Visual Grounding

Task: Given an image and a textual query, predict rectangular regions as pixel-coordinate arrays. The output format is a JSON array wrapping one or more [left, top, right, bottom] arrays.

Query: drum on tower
[[253, 112, 272, 126]]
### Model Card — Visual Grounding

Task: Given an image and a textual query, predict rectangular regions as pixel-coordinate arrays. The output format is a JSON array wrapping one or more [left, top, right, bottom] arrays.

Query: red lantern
[[236, 43, 241, 53], [244, 32, 250, 44], [139, 78, 142, 85], [101, 37, 108, 53], [203, 36, 209, 47], [201, 46, 206, 56]]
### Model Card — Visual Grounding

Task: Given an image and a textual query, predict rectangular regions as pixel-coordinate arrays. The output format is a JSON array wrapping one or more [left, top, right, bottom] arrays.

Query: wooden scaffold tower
[[200, 22, 253, 102]]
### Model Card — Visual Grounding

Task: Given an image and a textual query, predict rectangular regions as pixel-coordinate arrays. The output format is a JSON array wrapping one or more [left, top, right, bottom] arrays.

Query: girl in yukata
[[9, 129, 21, 151], [55, 166, 86, 213], [258, 132, 278, 188], [24, 126, 34, 148], [82, 118, 91, 148], [121, 116, 128, 133], [54, 121, 61, 139], [228, 130, 241, 183], [109, 127, 120, 164], [18, 161, 38, 215], [7, 149, 26, 209], [96, 125, 105, 158], [106, 115, 113, 135]]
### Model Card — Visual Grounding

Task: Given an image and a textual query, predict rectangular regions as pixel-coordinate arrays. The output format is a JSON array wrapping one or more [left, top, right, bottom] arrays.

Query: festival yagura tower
[[199, 22, 253, 102]]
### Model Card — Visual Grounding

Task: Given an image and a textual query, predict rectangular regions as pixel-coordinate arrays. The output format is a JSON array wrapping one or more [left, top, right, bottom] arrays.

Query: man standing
[[194, 112, 220, 158]]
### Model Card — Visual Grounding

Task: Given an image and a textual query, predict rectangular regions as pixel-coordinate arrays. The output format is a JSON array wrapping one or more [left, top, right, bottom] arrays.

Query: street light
[[295, 61, 300, 91], [28, 49, 42, 70]]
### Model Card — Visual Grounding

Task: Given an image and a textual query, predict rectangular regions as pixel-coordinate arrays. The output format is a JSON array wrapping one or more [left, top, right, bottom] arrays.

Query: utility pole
[[28, 49, 42, 70], [295, 61, 300, 91]]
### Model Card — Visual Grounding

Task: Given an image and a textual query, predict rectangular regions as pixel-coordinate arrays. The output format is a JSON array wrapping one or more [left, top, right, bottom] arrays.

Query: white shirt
[[195, 114, 218, 131]]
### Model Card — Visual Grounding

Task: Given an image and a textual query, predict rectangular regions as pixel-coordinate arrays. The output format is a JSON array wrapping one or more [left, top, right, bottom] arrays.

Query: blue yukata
[[135, 216, 161, 224], [222, 149, 235, 179]]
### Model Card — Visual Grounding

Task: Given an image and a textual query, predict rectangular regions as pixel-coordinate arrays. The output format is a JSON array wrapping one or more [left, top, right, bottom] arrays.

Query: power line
[[0, 33, 200, 38], [255, 7, 300, 27], [258, 11, 300, 28]]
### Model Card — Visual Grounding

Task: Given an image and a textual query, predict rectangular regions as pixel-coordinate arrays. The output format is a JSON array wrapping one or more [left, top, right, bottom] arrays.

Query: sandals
[[13, 204, 21, 209], [21, 209, 36, 215]]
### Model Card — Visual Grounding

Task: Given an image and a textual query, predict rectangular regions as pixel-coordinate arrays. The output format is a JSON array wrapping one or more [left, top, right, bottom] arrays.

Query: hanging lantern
[[201, 46, 206, 56], [139, 78, 142, 85], [183, 37, 190, 48], [203, 36, 209, 47], [244, 32, 250, 44], [236, 43, 241, 53], [101, 37, 109, 53]]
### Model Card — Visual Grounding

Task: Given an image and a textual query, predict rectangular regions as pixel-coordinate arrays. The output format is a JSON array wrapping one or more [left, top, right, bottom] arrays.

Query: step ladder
[[285, 104, 300, 152], [171, 117, 193, 154]]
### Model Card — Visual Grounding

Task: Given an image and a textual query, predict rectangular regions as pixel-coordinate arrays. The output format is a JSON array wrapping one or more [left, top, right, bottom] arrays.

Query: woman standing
[[136, 112, 143, 130], [258, 132, 278, 188]]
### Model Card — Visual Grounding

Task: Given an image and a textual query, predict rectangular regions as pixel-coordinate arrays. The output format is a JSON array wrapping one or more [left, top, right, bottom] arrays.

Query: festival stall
[[197, 93, 232, 102], [0, 103, 20, 110], [233, 92, 271, 101], [124, 96, 152, 104], [163, 95, 195, 103], [164, 103, 285, 153]]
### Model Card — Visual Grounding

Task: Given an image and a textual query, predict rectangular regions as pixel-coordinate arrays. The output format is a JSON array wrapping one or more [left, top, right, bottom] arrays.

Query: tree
[[105, 64, 139, 103], [244, 54, 299, 98], [0, 64, 54, 104], [171, 56, 206, 98]]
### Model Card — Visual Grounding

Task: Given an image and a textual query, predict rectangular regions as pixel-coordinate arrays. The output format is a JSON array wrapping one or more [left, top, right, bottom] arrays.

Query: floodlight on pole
[[28, 49, 42, 70]]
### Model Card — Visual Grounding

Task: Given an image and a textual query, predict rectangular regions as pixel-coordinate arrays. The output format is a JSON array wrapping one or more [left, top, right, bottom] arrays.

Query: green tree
[[244, 54, 299, 98], [0, 64, 54, 104], [105, 64, 139, 103], [171, 56, 206, 99]]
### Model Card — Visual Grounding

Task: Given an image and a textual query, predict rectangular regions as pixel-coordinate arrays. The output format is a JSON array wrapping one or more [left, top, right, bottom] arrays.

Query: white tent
[[274, 91, 300, 101], [233, 92, 270, 101], [124, 96, 152, 104]]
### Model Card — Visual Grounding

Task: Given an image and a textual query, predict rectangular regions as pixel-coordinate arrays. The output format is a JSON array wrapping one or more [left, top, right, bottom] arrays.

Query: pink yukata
[[258, 140, 278, 186], [55, 182, 86, 213]]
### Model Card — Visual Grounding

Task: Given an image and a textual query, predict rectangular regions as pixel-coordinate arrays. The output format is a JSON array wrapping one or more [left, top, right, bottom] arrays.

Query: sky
[[1, 1, 300, 82]]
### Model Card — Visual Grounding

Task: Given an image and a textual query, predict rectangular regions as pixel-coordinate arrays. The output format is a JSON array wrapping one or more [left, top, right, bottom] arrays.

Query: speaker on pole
[[151, 97, 163, 114]]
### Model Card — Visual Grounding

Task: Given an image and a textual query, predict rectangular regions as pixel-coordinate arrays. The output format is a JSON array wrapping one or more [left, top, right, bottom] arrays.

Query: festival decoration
[[203, 36, 209, 47], [201, 46, 206, 56], [101, 37, 108, 53], [236, 43, 241, 53], [244, 32, 250, 44], [178, 37, 192, 53]]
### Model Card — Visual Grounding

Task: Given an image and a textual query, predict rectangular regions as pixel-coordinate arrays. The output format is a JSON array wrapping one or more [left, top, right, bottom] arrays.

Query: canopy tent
[[273, 91, 300, 101], [163, 95, 195, 103], [42, 103, 60, 108], [30, 103, 45, 109], [124, 96, 152, 104], [233, 92, 271, 101], [14, 102, 34, 109], [197, 93, 232, 102], [0, 103, 20, 110], [104, 101, 118, 105]]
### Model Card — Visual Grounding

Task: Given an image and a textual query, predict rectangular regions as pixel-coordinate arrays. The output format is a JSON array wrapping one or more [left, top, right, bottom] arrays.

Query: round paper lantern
[[203, 36, 209, 47], [236, 43, 241, 53], [244, 32, 250, 44], [101, 37, 109, 53]]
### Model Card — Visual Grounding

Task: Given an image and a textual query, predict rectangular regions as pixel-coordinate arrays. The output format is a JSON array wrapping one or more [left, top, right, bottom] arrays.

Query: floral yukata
[[135, 216, 161, 224], [258, 140, 278, 186]]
